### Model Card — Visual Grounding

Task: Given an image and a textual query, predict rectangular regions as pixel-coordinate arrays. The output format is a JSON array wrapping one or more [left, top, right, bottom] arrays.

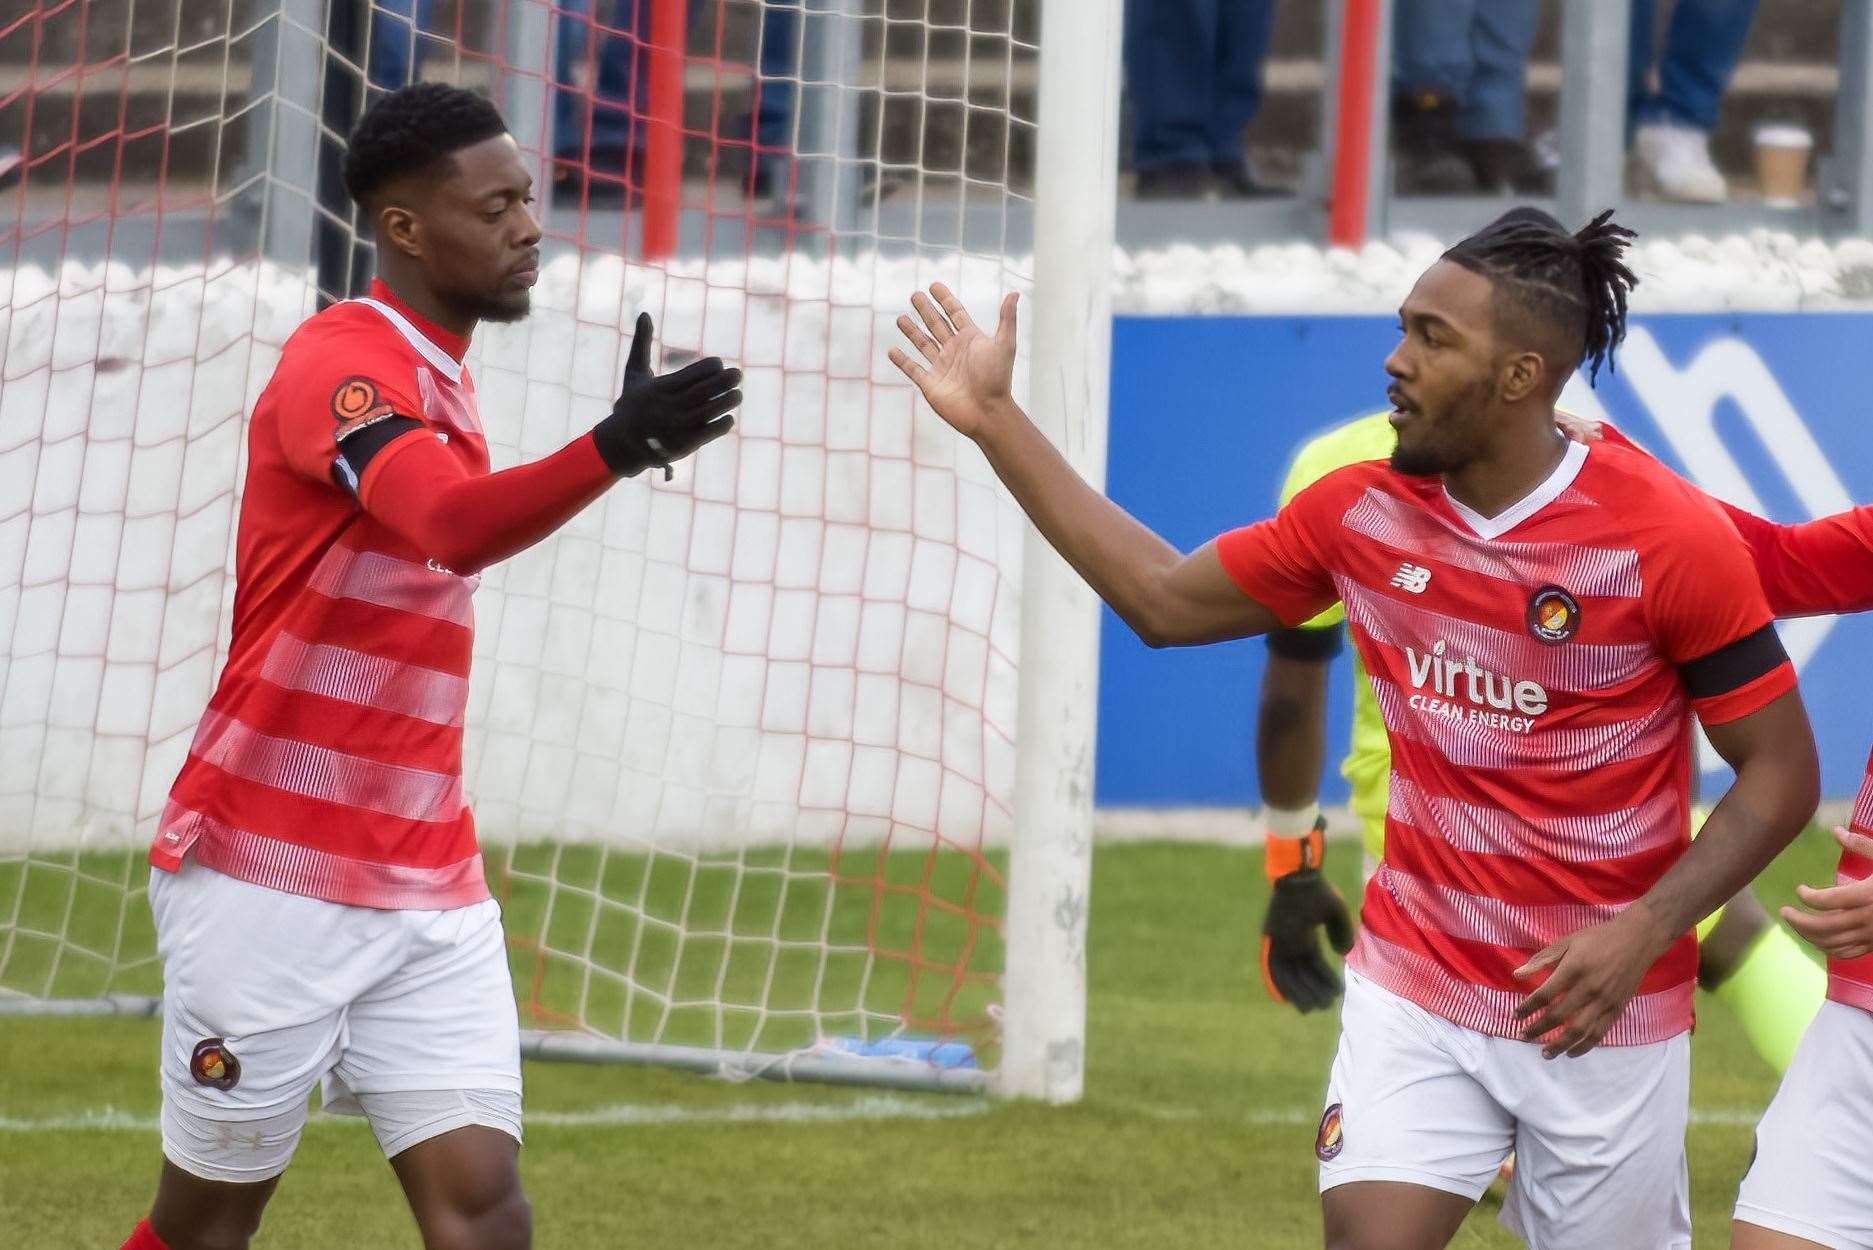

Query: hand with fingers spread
[[886, 282, 1020, 438], [1783, 825, 1873, 960], [593, 312, 743, 479], [1512, 903, 1677, 1059]]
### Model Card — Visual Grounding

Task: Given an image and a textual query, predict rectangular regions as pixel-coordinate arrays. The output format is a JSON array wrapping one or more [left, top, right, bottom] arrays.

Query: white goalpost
[[0, 0, 1117, 1101]]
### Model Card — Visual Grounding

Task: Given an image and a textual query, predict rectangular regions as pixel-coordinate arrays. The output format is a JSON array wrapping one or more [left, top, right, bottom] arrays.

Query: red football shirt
[[1220, 438, 1795, 1043], [151, 280, 493, 909], [1717, 498, 1873, 1013]]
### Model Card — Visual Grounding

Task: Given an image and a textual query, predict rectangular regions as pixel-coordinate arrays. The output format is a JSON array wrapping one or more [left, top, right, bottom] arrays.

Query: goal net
[[1, 0, 1113, 1097]]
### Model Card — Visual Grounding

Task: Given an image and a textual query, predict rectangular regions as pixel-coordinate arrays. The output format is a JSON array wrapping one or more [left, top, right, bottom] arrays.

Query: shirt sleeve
[[1216, 475, 1343, 629], [1716, 499, 1873, 618], [275, 337, 428, 488], [1643, 494, 1797, 726]]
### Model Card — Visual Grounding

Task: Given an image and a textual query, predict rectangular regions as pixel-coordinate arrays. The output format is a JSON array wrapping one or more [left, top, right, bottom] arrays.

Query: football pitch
[[2, 828, 1838, 1249]]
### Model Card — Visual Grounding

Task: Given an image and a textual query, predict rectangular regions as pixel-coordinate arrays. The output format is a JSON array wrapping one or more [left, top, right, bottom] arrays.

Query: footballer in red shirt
[[1705, 498, 1873, 1250], [888, 208, 1819, 1249], [120, 85, 741, 1250]]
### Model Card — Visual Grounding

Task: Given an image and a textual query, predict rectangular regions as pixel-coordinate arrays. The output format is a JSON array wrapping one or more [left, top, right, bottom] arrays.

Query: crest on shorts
[[331, 376, 396, 437], [1526, 585, 1581, 645], [190, 1037, 242, 1091], [1316, 1103, 1344, 1161]]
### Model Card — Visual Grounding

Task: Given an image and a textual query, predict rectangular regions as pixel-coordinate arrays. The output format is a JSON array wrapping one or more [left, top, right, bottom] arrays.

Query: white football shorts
[[1735, 1000, 1873, 1250], [149, 859, 522, 1184], [1318, 967, 1692, 1249]]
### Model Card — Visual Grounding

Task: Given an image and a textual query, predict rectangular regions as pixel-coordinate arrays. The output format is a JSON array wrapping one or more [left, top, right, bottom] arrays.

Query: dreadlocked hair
[[342, 82, 507, 211], [1441, 207, 1638, 385]]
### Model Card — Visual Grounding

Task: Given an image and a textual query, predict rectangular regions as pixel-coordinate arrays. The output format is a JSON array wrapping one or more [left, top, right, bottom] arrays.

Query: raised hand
[[594, 312, 743, 479], [887, 282, 1019, 439]]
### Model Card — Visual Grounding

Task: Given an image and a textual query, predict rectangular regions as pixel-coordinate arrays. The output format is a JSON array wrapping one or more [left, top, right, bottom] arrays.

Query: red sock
[[121, 1218, 170, 1250]]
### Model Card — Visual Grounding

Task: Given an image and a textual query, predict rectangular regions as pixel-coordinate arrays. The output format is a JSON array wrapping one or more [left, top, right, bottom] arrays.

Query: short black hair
[[342, 82, 508, 211], [1442, 207, 1638, 385]]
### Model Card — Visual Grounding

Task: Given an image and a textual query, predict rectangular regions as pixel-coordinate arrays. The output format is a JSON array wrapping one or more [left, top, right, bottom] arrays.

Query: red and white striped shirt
[[1717, 498, 1873, 1013], [151, 281, 491, 910], [1221, 438, 1795, 1044]]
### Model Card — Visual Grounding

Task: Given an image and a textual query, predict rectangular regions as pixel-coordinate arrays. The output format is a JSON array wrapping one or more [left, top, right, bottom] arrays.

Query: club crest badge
[[1526, 585, 1581, 645], [330, 376, 396, 438], [190, 1037, 241, 1091], [1316, 1103, 1344, 1161]]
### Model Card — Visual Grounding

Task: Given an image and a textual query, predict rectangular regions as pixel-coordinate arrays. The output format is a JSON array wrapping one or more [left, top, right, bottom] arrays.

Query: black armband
[[1266, 623, 1344, 661], [330, 414, 426, 494], [1678, 623, 1788, 700]]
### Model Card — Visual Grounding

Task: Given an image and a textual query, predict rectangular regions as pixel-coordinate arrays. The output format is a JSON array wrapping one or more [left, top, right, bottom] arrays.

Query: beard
[[1388, 376, 1493, 476], [468, 289, 532, 324], [1388, 437, 1447, 477], [444, 284, 532, 325]]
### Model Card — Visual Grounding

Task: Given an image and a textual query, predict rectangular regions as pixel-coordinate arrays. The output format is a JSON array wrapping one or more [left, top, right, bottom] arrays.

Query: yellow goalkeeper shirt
[[1275, 412, 1399, 860]]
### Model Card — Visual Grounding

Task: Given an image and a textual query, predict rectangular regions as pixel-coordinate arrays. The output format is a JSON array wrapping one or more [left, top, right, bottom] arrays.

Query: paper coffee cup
[[1755, 124, 1813, 208]]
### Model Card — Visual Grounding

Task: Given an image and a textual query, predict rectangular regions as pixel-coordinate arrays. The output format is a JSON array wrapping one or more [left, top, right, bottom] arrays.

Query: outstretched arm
[[347, 313, 741, 576], [888, 284, 1283, 646], [1717, 500, 1873, 617]]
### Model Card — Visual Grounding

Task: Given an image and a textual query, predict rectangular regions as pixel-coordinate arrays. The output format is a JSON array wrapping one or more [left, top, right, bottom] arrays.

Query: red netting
[[2, 0, 1040, 1071]]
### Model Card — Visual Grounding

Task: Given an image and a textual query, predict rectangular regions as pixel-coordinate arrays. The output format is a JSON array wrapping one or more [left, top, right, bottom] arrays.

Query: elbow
[[1127, 603, 1177, 649], [1133, 623, 1173, 650], [422, 534, 496, 579]]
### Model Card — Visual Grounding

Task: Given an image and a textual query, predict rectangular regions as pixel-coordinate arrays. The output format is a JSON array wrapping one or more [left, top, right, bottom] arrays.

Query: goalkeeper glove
[[1260, 814, 1356, 1013], [593, 313, 743, 479]]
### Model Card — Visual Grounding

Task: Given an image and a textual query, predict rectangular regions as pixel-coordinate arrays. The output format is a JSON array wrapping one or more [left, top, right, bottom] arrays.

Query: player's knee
[[421, 1185, 532, 1250], [154, 1212, 266, 1250], [1324, 1231, 1442, 1250]]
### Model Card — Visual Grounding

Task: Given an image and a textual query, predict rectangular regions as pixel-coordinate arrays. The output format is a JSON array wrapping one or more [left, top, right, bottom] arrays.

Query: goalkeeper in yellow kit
[[1256, 411, 1824, 1073]]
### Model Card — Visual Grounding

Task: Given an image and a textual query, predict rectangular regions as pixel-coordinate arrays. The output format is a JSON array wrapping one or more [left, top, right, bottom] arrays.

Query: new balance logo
[[1390, 563, 1432, 594]]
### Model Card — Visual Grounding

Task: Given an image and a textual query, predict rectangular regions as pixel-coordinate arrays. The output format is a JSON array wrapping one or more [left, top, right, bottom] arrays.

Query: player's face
[[422, 134, 543, 324], [1384, 261, 1500, 477]]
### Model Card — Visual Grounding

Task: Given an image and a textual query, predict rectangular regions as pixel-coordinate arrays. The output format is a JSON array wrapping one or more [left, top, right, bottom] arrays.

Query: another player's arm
[[1714, 498, 1873, 959], [328, 314, 741, 575], [1716, 499, 1873, 617], [1257, 628, 1356, 1012], [887, 285, 1285, 646]]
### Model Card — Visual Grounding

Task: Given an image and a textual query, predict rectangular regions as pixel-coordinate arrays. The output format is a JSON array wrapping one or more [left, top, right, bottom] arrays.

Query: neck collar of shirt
[[1442, 438, 1587, 541], [367, 279, 469, 364]]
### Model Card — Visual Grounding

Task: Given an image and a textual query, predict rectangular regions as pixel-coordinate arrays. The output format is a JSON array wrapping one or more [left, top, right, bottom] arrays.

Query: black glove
[[1260, 818, 1356, 1013], [593, 312, 743, 479]]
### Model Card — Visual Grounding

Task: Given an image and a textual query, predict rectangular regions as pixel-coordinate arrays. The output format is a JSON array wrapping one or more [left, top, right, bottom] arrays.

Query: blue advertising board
[[1096, 313, 1873, 806]]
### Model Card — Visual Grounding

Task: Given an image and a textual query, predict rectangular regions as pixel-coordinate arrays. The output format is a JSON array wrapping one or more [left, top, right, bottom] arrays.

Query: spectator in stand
[[365, 0, 434, 90], [1124, 0, 1284, 200], [1390, 0, 1550, 196], [555, 0, 799, 210], [1628, 0, 1760, 203]]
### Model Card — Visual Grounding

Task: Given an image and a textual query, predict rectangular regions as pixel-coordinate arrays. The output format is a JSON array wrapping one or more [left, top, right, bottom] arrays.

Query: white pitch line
[[0, 1094, 993, 1134], [0, 1101, 1764, 1133], [1106, 1101, 1766, 1128]]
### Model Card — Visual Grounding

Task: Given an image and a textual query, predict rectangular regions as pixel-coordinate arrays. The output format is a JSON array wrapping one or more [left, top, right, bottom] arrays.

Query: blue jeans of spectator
[[554, 0, 796, 176], [1629, 0, 1759, 133], [1125, 0, 1278, 169], [1392, 0, 1540, 141], [555, 0, 647, 165], [365, 0, 436, 90]]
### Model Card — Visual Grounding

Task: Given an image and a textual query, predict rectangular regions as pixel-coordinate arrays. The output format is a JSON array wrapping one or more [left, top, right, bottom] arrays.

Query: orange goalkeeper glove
[[1260, 814, 1355, 1012]]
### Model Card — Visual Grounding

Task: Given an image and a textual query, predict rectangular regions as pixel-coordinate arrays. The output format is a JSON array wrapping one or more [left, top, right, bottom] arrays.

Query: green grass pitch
[[0, 826, 1839, 1248]]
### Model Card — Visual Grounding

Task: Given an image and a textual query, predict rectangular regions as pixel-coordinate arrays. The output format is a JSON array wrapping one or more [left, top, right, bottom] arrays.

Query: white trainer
[[1630, 122, 1728, 203]]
